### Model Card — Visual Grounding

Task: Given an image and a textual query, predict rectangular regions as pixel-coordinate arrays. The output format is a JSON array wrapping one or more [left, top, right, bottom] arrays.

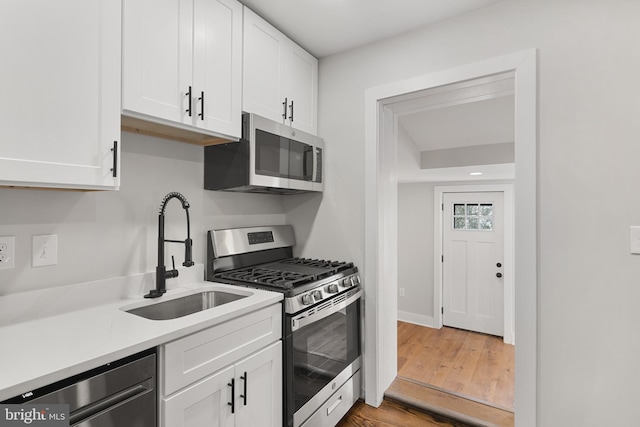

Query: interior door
[[442, 192, 504, 336]]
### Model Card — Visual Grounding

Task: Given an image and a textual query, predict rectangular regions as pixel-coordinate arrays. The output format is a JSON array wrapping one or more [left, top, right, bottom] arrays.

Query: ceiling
[[239, 0, 503, 58], [398, 95, 515, 152]]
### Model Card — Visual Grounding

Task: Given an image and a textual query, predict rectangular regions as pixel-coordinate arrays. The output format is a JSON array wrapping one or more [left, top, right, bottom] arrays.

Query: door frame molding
[[363, 49, 537, 427], [435, 185, 515, 344]]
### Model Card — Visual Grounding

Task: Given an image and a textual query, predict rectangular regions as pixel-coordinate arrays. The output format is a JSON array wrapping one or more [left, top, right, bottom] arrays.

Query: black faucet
[[145, 192, 195, 298]]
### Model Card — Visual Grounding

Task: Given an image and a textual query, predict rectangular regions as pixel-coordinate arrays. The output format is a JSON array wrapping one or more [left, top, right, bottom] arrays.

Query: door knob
[[496, 272, 503, 278], [496, 262, 502, 268]]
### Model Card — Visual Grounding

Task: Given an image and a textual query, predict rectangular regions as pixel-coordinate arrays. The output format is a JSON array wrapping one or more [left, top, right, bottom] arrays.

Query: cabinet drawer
[[160, 303, 281, 395]]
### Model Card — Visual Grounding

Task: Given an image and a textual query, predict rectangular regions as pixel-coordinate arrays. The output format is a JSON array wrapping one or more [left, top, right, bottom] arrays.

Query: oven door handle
[[291, 289, 362, 332]]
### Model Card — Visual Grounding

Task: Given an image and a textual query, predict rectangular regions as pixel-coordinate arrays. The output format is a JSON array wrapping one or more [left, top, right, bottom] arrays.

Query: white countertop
[[0, 265, 282, 401]]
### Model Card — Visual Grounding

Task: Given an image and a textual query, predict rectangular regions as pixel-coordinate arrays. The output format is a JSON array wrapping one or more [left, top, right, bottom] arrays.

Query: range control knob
[[327, 283, 339, 293], [352, 275, 361, 285], [342, 278, 351, 287], [301, 294, 314, 305], [313, 290, 323, 301]]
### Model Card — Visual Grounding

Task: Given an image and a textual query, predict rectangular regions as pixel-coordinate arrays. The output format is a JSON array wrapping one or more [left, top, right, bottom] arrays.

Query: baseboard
[[397, 311, 435, 328]]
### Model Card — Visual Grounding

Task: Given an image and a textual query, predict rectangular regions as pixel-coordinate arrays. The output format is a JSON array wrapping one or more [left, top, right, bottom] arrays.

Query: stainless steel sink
[[126, 291, 247, 320]]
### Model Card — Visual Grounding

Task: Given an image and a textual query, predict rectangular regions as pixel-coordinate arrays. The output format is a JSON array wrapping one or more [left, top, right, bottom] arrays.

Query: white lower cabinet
[[234, 342, 282, 427], [160, 304, 282, 427]]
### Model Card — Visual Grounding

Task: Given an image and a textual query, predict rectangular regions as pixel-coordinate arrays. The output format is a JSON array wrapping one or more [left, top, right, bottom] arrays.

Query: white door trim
[[364, 48, 537, 427], [434, 185, 515, 345]]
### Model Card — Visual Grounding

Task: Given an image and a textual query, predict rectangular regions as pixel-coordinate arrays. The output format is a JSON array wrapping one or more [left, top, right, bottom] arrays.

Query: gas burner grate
[[279, 258, 354, 272], [213, 257, 356, 290], [216, 267, 314, 289]]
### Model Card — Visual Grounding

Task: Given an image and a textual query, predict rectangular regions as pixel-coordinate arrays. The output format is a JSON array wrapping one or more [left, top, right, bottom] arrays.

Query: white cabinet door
[[235, 342, 282, 427], [0, 0, 121, 190], [163, 365, 235, 427], [122, 0, 241, 140], [192, 0, 242, 138], [242, 6, 286, 123], [242, 6, 317, 135], [284, 43, 318, 135], [122, 0, 192, 125]]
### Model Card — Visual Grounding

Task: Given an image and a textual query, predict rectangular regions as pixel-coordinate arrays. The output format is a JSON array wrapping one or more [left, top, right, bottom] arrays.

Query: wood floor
[[397, 321, 514, 410], [336, 399, 474, 427], [337, 322, 515, 427]]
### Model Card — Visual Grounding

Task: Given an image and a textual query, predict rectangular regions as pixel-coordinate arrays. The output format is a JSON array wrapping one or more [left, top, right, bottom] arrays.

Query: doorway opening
[[363, 50, 537, 426], [398, 184, 515, 411]]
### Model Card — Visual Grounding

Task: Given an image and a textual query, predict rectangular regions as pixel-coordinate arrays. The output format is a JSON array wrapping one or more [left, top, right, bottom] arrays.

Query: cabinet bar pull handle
[[110, 141, 118, 178], [185, 86, 192, 117], [198, 91, 204, 120], [282, 97, 288, 120], [289, 100, 294, 123], [227, 378, 235, 413], [240, 372, 247, 405]]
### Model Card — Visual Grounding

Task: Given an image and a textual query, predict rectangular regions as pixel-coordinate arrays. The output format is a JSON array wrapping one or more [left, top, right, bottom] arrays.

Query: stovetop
[[212, 257, 355, 292], [207, 226, 361, 314]]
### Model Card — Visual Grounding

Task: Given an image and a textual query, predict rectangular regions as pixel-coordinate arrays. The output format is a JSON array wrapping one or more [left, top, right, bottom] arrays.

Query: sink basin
[[126, 291, 247, 320]]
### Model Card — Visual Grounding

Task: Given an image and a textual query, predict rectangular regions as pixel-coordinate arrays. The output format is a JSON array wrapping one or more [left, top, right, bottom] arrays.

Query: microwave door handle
[[305, 146, 314, 181], [312, 147, 318, 182], [304, 146, 317, 182]]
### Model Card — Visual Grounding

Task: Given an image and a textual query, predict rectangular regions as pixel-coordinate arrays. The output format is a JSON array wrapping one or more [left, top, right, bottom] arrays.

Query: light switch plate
[[630, 227, 640, 254], [33, 234, 58, 267]]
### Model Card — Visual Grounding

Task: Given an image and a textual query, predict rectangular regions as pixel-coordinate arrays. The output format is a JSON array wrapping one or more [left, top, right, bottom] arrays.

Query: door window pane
[[480, 204, 493, 216], [479, 217, 493, 230], [452, 202, 494, 231], [466, 216, 479, 229]]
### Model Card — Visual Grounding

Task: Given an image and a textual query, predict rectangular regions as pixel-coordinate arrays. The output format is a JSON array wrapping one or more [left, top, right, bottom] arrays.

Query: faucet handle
[[166, 255, 179, 279]]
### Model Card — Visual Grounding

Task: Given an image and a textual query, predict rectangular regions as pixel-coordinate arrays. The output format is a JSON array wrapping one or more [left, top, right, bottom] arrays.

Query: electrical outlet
[[0, 236, 15, 269], [33, 234, 58, 267], [399, 287, 405, 297]]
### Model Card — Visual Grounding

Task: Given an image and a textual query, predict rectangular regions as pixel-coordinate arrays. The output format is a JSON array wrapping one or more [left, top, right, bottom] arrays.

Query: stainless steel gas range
[[207, 225, 362, 427]]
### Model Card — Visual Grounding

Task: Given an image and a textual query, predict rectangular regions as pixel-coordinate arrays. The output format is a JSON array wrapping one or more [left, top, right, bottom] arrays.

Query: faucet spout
[[145, 192, 194, 299]]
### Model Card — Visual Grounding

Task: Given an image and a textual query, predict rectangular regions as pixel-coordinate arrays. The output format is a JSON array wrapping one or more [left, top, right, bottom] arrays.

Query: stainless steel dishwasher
[[3, 348, 156, 426]]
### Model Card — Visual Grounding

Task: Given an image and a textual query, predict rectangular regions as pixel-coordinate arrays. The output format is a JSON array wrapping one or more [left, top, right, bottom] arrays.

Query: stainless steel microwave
[[204, 113, 323, 194]]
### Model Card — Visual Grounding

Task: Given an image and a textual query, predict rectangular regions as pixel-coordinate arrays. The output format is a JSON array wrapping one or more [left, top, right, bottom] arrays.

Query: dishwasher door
[[6, 349, 156, 427]]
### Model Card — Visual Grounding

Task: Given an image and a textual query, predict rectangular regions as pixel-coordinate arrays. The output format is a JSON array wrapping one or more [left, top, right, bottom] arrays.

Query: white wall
[[0, 132, 286, 295], [298, 1, 640, 425], [397, 125, 421, 173], [397, 183, 434, 325]]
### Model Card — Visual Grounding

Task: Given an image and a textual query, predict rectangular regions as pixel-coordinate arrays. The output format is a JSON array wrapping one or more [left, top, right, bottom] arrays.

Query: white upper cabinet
[[122, 0, 242, 141], [0, 0, 121, 190], [242, 7, 318, 135]]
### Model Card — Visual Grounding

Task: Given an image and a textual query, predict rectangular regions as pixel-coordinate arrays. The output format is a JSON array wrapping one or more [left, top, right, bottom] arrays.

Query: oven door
[[286, 288, 362, 427]]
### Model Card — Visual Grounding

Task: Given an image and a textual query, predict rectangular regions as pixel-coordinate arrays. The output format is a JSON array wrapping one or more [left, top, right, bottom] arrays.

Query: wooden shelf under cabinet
[[121, 115, 235, 146]]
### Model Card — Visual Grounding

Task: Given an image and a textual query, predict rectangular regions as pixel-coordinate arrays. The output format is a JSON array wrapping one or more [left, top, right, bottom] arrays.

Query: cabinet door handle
[[289, 100, 294, 123], [227, 378, 235, 413], [282, 97, 288, 120], [185, 86, 192, 117], [240, 372, 247, 405], [110, 141, 118, 178], [198, 91, 205, 121]]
